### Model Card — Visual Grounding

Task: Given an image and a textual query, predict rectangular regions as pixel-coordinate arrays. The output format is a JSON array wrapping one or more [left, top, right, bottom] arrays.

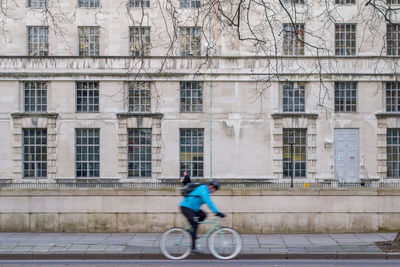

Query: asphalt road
[[0, 260, 400, 267]]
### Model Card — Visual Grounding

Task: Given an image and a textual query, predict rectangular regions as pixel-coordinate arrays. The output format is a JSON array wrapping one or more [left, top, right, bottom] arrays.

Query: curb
[[0, 252, 399, 260]]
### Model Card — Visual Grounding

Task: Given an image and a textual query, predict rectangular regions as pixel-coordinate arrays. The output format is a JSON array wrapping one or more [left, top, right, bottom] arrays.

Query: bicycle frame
[[183, 219, 221, 247]]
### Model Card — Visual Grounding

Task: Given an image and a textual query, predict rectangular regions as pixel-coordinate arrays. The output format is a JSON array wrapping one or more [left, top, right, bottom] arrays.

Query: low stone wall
[[0, 189, 399, 233]]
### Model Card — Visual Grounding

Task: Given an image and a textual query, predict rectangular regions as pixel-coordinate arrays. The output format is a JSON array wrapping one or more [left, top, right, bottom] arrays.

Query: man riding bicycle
[[179, 179, 225, 252]]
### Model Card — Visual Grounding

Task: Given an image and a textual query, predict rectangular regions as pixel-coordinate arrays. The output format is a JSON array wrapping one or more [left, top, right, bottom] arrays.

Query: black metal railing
[[0, 179, 399, 189]]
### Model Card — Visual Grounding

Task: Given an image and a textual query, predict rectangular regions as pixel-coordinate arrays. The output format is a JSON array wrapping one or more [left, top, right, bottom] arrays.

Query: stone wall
[[0, 189, 399, 233]]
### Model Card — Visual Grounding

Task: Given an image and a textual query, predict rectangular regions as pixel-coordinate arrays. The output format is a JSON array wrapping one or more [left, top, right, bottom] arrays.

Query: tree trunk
[[394, 232, 400, 243]]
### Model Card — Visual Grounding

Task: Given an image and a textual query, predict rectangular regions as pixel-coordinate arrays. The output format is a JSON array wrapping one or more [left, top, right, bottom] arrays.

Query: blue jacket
[[179, 184, 219, 213]]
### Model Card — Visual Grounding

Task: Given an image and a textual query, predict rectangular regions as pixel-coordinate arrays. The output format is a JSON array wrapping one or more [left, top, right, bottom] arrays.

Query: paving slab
[[105, 245, 125, 252], [86, 245, 108, 252], [31, 245, 54, 252], [0, 232, 396, 260], [48, 245, 71, 252], [67, 245, 89, 252]]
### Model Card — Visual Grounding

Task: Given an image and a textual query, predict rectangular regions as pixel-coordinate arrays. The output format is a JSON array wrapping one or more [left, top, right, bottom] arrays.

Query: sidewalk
[[0, 232, 399, 260]]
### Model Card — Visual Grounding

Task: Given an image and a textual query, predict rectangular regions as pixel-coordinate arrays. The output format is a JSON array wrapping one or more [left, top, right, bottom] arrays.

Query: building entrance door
[[334, 129, 359, 182]]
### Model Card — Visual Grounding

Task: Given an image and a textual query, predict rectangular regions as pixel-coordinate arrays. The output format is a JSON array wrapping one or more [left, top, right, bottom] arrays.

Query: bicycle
[[159, 216, 242, 260]]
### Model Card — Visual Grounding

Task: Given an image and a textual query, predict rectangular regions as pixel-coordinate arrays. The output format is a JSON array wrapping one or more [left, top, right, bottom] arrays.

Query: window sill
[[271, 112, 318, 119], [11, 112, 58, 119], [376, 112, 400, 118], [117, 112, 163, 119]]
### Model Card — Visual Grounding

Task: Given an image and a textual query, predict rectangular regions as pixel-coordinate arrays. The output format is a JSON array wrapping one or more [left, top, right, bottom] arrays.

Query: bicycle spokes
[[160, 228, 192, 260]]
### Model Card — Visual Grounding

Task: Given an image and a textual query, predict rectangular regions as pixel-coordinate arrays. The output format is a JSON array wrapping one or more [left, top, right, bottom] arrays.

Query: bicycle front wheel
[[208, 227, 242, 260], [159, 227, 192, 260]]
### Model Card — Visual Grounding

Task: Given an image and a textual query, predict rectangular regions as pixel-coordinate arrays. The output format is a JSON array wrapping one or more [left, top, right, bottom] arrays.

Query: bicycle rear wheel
[[160, 227, 192, 260], [208, 227, 242, 260]]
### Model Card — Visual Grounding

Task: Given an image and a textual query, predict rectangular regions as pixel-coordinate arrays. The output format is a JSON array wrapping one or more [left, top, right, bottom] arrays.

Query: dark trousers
[[180, 206, 207, 249]]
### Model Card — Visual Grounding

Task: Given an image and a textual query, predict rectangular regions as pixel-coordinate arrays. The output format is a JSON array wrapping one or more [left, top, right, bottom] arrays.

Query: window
[[387, 24, 400, 56], [27, 26, 49, 56], [180, 129, 203, 177], [180, 81, 203, 112], [282, 82, 305, 112], [387, 128, 400, 178], [335, 0, 355, 4], [283, 24, 304, 56], [128, 82, 151, 112], [334, 82, 357, 112], [23, 129, 47, 178], [180, 0, 200, 8], [76, 129, 100, 178], [79, 26, 100, 56], [283, 128, 307, 178], [388, 0, 400, 4], [179, 27, 201, 56], [27, 0, 47, 8], [282, 0, 304, 4], [129, 27, 151, 56], [78, 0, 100, 7], [386, 82, 400, 112], [128, 129, 152, 177], [76, 81, 99, 112], [335, 24, 356, 56], [129, 0, 150, 7], [24, 82, 47, 112]]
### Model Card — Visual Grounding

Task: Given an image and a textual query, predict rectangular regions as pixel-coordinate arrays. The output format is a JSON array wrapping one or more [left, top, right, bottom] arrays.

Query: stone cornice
[[0, 57, 398, 81], [11, 112, 59, 119], [116, 112, 164, 119], [0, 55, 399, 59], [271, 113, 318, 119]]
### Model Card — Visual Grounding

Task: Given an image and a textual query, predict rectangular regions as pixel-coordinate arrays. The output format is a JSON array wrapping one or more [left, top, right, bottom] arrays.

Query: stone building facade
[[0, 0, 399, 182]]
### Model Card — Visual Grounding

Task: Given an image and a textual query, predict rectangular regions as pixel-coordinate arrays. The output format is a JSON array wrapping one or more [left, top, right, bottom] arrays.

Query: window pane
[[76, 81, 99, 112], [128, 129, 152, 178], [76, 129, 100, 178], [24, 81, 47, 112], [27, 26, 49, 56], [129, 27, 151, 56], [179, 128, 204, 177], [334, 82, 357, 112], [179, 27, 201, 56], [386, 82, 400, 112], [78, 0, 100, 7], [283, 128, 307, 178], [23, 129, 47, 178], [79, 26, 100, 56], [28, 0, 47, 8], [128, 82, 151, 112], [129, 0, 150, 7], [282, 24, 305, 56], [335, 24, 356, 56], [388, 128, 400, 178], [180, 81, 203, 112]]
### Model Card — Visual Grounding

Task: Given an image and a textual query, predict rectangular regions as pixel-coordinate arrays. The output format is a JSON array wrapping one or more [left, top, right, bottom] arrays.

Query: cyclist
[[179, 179, 225, 252]]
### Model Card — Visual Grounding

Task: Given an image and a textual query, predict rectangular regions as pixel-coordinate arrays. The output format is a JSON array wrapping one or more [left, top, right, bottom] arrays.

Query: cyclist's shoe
[[191, 244, 202, 254]]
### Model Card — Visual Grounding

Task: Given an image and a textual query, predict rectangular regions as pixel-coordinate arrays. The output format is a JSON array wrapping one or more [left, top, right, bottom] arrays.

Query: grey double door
[[334, 129, 359, 182]]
